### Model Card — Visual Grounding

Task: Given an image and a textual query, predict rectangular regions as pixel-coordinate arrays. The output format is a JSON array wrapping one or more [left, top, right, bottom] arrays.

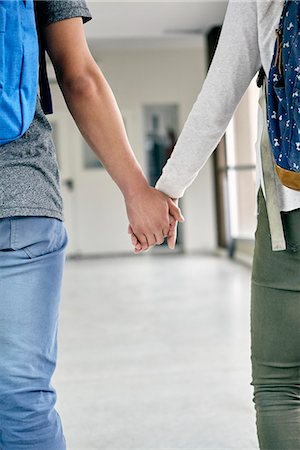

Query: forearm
[[41, 15, 183, 253], [155, 0, 261, 199], [58, 65, 148, 200]]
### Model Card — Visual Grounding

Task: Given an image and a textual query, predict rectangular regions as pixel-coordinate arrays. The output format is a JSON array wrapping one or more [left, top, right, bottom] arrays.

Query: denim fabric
[[0, 215, 68, 450], [251, 186, 300, 449]]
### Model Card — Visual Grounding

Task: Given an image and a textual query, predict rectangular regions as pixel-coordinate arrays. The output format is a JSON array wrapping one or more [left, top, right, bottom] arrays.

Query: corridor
[[53, 254, 258, 450]]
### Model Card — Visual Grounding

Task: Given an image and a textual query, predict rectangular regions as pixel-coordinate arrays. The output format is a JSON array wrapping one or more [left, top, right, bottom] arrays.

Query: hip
[[0, 215, 68, 260], [252, 187, 300, 290]]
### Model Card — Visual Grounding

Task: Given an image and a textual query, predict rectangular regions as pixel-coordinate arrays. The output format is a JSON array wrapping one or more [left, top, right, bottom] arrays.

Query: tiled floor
[[52, 253, 259, 450]]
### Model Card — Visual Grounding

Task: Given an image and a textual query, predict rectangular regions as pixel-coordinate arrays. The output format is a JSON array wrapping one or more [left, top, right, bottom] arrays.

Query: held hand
[[128, 225, 148, 254], [167, 209, 179, 250], [125, 186, 184, 253], [128, 198, 180, 253]]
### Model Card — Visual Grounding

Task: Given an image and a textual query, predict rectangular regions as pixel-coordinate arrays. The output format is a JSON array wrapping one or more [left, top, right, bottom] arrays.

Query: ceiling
[[84, 1, 228, 49]]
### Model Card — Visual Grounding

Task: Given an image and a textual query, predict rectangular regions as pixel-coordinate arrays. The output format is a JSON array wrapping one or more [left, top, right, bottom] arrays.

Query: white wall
[[49, 42, 217, 254], [94, 45, 217, 252]]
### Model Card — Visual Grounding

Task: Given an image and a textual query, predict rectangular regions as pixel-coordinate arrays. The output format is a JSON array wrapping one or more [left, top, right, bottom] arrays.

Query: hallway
[[53, 254, 259, 450]]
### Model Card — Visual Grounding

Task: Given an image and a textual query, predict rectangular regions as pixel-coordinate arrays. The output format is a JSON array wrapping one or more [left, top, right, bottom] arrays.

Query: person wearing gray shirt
[[0, 1, 94, 220], [0, 1, 183, 449]]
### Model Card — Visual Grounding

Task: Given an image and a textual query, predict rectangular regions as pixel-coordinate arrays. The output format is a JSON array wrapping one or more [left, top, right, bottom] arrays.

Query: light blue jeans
[[0, 215, 68, 450]]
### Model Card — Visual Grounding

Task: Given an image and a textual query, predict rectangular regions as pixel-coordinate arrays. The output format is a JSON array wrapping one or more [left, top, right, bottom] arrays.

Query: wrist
[[121, 171, 149, 201]]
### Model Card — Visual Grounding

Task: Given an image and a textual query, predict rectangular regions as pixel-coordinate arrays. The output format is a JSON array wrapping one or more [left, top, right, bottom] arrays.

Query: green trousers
[[251, 186, 300, 450]]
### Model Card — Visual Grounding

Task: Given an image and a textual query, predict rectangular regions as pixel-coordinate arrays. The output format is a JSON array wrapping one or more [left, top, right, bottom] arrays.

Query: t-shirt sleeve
[[37, 0, 92, 27]]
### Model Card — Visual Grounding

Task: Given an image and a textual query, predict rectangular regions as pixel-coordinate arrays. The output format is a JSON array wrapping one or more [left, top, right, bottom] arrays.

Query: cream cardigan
[[155, 0, 300, 213]]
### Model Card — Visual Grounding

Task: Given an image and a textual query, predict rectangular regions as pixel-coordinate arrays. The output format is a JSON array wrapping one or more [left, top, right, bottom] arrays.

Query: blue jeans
[[0, 215, 68, 450]]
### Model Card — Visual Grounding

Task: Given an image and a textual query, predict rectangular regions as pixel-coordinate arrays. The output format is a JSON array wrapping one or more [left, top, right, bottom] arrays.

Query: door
[[48, 109, 77, 256], [48, 107, 136, 256]]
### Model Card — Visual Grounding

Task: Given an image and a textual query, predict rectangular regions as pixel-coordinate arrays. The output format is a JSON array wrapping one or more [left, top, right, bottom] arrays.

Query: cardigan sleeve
[[155, 0, 262, 198]]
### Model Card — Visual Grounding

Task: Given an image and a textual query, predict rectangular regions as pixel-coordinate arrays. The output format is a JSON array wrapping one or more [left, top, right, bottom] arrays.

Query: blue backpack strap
[[34, 1, 53, 115], [0, 0, 39, 145]]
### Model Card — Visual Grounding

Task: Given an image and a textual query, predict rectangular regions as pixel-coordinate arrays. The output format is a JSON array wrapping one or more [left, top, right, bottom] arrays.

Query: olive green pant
[[251, 186, 300, 450]]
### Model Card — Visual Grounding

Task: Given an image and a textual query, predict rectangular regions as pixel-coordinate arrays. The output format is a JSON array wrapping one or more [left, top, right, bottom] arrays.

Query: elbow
[[59, 67, 104, 97]]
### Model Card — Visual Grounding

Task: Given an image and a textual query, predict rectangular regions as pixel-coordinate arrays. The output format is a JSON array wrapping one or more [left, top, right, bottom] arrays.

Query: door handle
[[63, 179, 74, 191]]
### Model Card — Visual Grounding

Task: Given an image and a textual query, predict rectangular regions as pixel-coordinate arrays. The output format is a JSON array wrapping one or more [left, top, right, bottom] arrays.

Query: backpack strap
[[259, 79, 286, 251], [256, 1, 287, 88], [33, 1, 53, 114], [256, 66, 265, 88]]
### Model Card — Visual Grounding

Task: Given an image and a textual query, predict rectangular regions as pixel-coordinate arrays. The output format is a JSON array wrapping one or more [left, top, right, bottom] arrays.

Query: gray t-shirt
[[0, 0, 92, 221]]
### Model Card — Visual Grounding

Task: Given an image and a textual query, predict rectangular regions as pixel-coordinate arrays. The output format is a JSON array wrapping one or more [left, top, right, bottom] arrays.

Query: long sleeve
[[155, 0, 261, 198]]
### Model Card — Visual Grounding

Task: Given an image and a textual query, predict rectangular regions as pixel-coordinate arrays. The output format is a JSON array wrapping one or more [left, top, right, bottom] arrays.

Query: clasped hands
[[125, 185, 184, 254]]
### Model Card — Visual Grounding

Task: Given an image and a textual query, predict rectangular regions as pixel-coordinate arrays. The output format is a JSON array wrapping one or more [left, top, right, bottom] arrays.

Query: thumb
[[128, 224, 134, 234], [168, 198, 185, 222], [167, 216, 178, 250]]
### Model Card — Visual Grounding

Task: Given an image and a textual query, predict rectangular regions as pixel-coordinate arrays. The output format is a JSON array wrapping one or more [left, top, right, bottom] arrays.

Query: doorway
[[48, 104, 137, 256], [143, 104, 183, 248]]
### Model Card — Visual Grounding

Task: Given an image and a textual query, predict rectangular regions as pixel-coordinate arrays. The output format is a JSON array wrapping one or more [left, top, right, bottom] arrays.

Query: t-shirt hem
[[41, 7, 92, 26], [0, 207, 64, 221]]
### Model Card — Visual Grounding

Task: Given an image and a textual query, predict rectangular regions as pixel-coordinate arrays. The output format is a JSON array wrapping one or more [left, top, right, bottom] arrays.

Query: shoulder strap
[[33, 1, 53, 114], [256, 66, 265, 88], [259, 79, 286, 251]]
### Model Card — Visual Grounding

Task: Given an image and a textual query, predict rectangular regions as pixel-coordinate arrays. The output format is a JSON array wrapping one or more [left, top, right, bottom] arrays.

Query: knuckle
[[138, 235, 147, 244]]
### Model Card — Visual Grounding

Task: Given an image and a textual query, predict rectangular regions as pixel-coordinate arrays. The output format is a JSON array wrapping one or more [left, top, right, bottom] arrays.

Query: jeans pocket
[[281, 208, 300, 252], [11, 216, 68, 259]]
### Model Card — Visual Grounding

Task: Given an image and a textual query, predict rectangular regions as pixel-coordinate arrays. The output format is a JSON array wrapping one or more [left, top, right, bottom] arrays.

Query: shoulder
[[256, 0, 283, 17], [225, 0, 257, 14], [221, 0, 258, 34]]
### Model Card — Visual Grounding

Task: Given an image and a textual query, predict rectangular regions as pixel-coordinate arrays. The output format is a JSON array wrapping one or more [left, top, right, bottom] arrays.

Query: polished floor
[[52, 253, 259, 450]]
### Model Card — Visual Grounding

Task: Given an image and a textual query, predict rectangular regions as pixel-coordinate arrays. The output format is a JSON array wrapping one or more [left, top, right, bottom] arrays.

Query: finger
[[168, 214, 176, 230], [162, 227, 169, 238], [134, 245, 143, 254], [163, 214, 176, 237], [168, 220, 178, 250], [134, 238, 143, 248], [169, 220, 176, 234], [128, 228, 143, 253], [169, 214, 176, 226], [145, 232, 157, 248], [168, 198, 185, 222], [155, 230, 165, 245], [168, 229, 177, 249], [128, 226, 143, 249], [131, 233, 138, 246], [133, 238, 143, 253], [134, 246, 143, 254], [135, 233, 149, 251]]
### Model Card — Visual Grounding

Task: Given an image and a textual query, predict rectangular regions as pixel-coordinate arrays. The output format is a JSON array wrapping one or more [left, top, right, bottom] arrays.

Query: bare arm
[[41, 17, 184, 250]]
